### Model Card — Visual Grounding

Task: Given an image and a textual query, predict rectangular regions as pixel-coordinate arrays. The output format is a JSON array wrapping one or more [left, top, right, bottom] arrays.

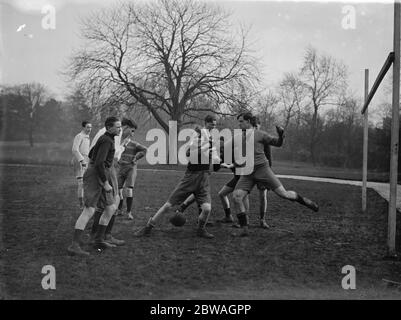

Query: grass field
[[1, 164, 401, 300]]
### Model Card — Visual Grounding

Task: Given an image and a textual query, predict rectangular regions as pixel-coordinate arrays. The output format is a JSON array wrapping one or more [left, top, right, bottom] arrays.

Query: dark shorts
[[117, 163, 137, 189], [235, 163, 282, 193], [168, 170, 211, 206], [225, 175, 270, 191], [83, 164, 118, 209], [225, 175, 240, 189], [256, 182, 270, 191]]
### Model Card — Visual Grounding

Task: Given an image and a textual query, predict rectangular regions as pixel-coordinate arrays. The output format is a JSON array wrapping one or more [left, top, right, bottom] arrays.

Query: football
[[169, 212, 187, 227]]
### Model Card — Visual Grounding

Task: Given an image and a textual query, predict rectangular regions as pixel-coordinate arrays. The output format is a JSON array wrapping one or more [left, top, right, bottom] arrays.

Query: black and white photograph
[[1, 0, 401, 303]]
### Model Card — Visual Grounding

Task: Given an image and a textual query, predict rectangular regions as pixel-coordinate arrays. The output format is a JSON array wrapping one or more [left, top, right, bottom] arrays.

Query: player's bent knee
[[233, 190, 246, 203], [274, 186, 291, 200], [218, 190, 227, 198], [164, 202, 173, 209], [126, 187, 133, 198]]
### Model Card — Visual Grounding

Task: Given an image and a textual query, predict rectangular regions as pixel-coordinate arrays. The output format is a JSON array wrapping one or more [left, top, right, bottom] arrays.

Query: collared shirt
[[72, 131, 90, 162], [88, 132, 116, 183], [90, 127, 123, 161]]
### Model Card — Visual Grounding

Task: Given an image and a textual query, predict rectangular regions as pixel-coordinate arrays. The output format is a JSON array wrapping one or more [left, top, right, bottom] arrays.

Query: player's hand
[[132, 158, 137, 165], [221, 163, 234, 169], [275, 125, 284, 136], [234, 161, 246, 168], [103, 181, 113, 192]]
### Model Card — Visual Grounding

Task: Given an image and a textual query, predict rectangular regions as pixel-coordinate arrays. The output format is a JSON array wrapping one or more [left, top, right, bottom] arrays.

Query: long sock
[[147, 217, 156, 228], [77, 178, 83, 199], [178, 202, 190, 212], [118, 199, 124, 210], [105, 215, 116, 236], [294, 194, 318, 212], [95, 225, 107, 242], [295, 194, 308, 206], [90, 209, 102, 236], [126, 197, 133, 213], [260, 210, 266, 220], [73, 229, 84, 244], [198, 218, 207, 230], [224, 207, 231, 218]]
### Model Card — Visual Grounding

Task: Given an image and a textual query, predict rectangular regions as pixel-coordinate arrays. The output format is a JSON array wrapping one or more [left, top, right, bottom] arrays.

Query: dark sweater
[[88, 132, 115, 183]]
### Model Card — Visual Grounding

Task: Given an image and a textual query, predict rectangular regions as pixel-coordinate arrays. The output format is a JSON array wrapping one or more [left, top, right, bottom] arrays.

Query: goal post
[[360, 0, 400, 257], [362, 69, 369, 213], [388, 0, 400, 256]]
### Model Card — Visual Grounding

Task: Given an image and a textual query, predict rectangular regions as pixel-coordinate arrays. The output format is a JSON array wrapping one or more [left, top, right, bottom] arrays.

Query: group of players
[[68, 113, 319, 256], [68, 117, 147, 256]]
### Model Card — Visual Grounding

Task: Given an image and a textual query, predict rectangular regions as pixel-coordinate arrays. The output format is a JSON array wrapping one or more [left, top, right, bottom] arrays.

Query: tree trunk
[[29, 115, 34, 147], [167, 112, 183, 165], [29, 124, 34, 147], [309, 106, 318, 166]]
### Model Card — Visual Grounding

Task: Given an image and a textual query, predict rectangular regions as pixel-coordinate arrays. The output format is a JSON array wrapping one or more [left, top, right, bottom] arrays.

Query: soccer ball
[[169, 212, 187, 227]]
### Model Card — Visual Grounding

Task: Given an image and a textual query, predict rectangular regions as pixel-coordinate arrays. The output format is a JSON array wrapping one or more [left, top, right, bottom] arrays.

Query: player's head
[[250, 116, 261, 129], [105, 116, 122, 136], [204, 115, 217, 131], [237, 112, 253, 130], [81, 121, 92, 135], [121, 118, 137, 138]]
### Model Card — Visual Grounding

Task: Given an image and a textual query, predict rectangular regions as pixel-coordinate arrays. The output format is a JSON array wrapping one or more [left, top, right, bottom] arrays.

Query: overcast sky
[[0, 0, 396, 111]]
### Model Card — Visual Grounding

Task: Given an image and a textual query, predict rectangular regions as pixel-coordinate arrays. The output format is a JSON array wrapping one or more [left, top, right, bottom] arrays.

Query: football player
[[133, 115, 221, 239], [116, 122, 147, 220], [232, 112, 319, 237], [89, 118, 137, 247], [71, 121, 92, 207]]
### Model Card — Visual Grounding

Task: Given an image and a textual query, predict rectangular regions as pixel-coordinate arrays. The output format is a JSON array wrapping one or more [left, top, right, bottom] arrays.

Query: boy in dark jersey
[[133, 115, 220, 239]]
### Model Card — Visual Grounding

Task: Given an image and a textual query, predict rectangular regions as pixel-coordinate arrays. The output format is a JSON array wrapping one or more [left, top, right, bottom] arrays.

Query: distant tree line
[[0, 80, 397, 172], [1, 0, 399, 173], [0, 84, 94, 144]]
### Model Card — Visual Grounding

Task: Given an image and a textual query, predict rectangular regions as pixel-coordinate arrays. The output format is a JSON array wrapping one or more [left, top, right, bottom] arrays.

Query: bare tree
[[68, 0, 259, 132], [299, 46, 348, 165], [254, 90, 278, 130], [278, 72, 307, 130], [2, 83, 48, 147], [337, 94, 361, 167]]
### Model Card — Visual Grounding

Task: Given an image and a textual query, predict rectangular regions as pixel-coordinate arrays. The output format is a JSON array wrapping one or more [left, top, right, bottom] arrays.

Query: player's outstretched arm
[[265, 126, 285, 147]]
